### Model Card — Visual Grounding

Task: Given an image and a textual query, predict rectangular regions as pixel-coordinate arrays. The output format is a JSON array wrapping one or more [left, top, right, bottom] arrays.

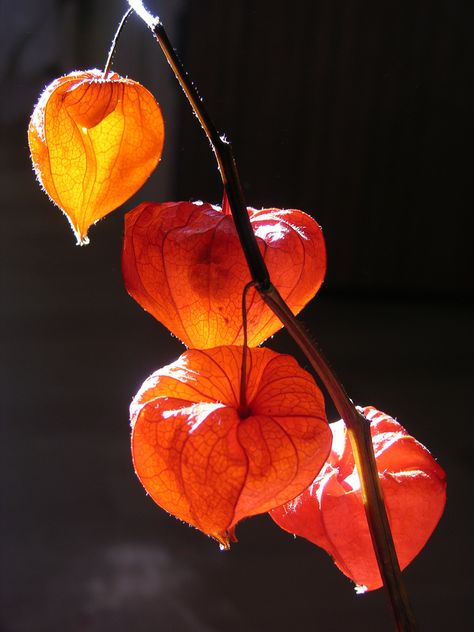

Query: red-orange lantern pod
[[28, 69, 164, 243], [270, 406, 446, 591], [131, 346, 331, 548], [122, 199, 326, 348]]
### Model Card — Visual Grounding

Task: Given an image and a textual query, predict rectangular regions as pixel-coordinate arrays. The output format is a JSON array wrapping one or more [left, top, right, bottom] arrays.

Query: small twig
[[127, 2, 418, 629], [103, 7, 134, 78], [239, 280, 256, 418]]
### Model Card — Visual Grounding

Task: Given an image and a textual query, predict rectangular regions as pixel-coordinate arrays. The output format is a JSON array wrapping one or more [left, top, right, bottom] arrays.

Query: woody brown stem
[[128, 2, 417, 629]]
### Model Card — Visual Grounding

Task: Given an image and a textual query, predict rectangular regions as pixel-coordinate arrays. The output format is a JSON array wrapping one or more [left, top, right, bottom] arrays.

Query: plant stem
[[129, 3, 270, 291], [262, 287, 417, 631], [103, 7, 133, 78], [238, 281, 256, 418], [128, 2, 418, 629]]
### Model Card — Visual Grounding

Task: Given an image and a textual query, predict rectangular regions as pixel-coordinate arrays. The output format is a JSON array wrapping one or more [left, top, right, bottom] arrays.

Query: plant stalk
[[128, 2, 418, 629], [262, 287, 417, 631], [238, 280, 256, 418], [103, 7, 133, 78]]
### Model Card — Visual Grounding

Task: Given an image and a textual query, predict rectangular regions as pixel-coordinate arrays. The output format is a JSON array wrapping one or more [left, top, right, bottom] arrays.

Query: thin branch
[[127, 2, 418, 629], [103, 7, 134, 78], [239, 280, 256, 418]]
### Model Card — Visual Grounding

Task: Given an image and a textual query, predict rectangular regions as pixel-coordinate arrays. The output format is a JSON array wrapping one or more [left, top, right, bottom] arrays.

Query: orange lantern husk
[[28, 69, 164, 244], [130, 346, 331, 548], [122, 200, 326, 348], [270, 406, 447, 591]]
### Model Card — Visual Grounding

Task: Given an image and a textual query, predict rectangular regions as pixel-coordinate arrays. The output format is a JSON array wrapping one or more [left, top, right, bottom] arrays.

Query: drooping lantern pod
[[130, 345, 331, 548], [28, 69, 165, 244], [270, 406, 447, 591], [122, 199, 326, 348]]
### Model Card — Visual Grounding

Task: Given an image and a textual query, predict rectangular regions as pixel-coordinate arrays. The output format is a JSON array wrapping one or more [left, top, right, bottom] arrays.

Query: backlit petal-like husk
[[122, 200, 326, 348], [28, 69, 164, 243], [270, 406, 446, 591], [131, 346, 331, 547]]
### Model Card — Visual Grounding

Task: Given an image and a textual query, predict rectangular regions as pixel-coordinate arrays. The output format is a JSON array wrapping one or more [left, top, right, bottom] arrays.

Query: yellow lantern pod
[[28, 69, 165, 244]]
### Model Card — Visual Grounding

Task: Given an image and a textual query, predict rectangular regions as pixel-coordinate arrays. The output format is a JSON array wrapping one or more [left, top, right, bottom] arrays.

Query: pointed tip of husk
[[75, 234, 90, 246], [214, 525, 239, 551]]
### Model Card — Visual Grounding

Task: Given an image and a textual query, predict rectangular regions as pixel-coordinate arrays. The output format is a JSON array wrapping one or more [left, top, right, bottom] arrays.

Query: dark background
[[1, 1, 472, 630]]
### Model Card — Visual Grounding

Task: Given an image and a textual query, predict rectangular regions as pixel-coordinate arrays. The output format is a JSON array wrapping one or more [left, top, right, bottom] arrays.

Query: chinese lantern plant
[[27, 2, 447, 631], [119, 4, 445, 623], [28, 11, 164, 244]]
